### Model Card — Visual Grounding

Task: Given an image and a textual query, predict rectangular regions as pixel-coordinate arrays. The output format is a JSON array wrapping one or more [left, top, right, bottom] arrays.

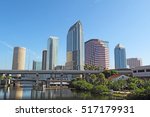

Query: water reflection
[[31, 88, 74, 100], [0, 86, 125, 100]]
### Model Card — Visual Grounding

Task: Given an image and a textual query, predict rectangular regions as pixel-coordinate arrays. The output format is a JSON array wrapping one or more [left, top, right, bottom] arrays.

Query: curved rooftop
[[115, 43, 125, 48], [14, 46, 26, 50], [68, 20, 82, 31]]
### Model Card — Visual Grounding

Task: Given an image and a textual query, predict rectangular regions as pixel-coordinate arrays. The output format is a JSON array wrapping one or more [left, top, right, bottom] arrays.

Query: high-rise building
[[66, 21, 84, 70], [12, 47, 26, 70], [127, 58, 142, 68], [114, 44, 127, 69], [42, 50, 47, 70], [85, 39, 109, 69], [47, 36, 58, 70], [55, 65, 65, 70], [32, 60, 42, 70]]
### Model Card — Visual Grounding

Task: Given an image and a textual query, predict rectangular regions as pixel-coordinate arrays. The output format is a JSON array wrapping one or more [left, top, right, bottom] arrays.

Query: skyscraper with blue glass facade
[[32, 60, 42, 70], [114, 44, 127, 69], [66, 21, 84, 70]]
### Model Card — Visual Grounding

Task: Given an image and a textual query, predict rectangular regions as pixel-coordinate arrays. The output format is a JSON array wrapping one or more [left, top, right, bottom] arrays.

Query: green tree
[[96, 73, 107, 85], [111, 80, 127, 91], [90, 74, 97, 84], [0, 75, 4, 80], [128, 82, 137, 90], [102, 70, 111, 78], [111, 70, 118, 75], [143, 80, 150, 89], [71, 80, 93, 91], [107, 80, 113, 89], [127, 77, 144, 88], [84, 64, 100, 70], [93, 85, 109, 94]]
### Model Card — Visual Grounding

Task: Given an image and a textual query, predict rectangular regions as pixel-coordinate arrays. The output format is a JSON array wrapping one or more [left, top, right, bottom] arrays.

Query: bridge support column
[[35, 73, 39, 87], [60, 73, 63, 88], [6, 74, 11, 87], [46, 78, 50, 88]]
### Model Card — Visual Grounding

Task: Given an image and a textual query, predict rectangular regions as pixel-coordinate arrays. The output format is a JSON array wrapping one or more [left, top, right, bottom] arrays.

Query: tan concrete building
[[12, 47, 26, 70], [127, 58, 142, 68]]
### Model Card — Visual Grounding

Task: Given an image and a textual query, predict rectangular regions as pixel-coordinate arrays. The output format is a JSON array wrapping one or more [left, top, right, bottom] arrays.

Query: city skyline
[[0, 0, 150, 69]]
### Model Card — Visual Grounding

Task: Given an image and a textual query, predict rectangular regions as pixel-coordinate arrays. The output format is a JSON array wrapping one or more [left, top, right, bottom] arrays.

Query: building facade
[[42, 50, 47, 70], [32, 60, 42, 70], [132, 65, 150, 78], [55, 65, 65, 70], [85, 39, 109, 69], [47, 36, 58, 70], [66, 21, 84, 70], [127, 58, 142, 68], [12, 47, 26, 70], [114, 44, 127, 69]]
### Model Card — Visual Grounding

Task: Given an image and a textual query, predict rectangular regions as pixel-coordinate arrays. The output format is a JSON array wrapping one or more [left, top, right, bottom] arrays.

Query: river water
[[0, 86, 125, 100]]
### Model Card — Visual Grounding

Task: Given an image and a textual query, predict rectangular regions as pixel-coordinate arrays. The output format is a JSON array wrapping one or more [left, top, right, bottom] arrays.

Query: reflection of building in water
[[9, 83, 23, 99], [15, 87, 23, 99], [31, 89, 73, 99], [0, 88, 9, 99]]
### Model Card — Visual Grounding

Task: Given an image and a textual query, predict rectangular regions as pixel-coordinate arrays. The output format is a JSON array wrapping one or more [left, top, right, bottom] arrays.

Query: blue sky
[[0, 0, 150, 69]]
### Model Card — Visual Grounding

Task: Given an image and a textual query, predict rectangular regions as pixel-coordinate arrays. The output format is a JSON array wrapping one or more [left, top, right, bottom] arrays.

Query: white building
[[47, 36, 58, 70], [132, 65, 150, 78]]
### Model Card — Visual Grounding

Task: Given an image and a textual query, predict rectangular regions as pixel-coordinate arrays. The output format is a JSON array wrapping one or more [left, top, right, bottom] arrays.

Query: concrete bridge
[[0, 69, 132, 76], [11, 78, 71, 87], [0, 70, 103, 74], [0, 70, 104, 83], [0, 69, 132, 89]]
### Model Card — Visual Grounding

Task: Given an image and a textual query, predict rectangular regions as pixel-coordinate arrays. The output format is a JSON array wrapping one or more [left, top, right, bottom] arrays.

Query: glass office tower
[[66, 21, 84, 70], [114, 44, 127, 69]]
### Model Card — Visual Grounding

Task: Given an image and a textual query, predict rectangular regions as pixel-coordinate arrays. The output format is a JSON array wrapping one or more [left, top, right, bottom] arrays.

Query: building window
[[133, 70, 137, 73], [138, 70, 144, 73], [146, 69, 150, 72]]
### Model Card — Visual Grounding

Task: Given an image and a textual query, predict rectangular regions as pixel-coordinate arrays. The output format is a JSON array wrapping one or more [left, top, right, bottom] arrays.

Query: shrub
[[71, 80, 93, 91], [93, 85, 109, 94]]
